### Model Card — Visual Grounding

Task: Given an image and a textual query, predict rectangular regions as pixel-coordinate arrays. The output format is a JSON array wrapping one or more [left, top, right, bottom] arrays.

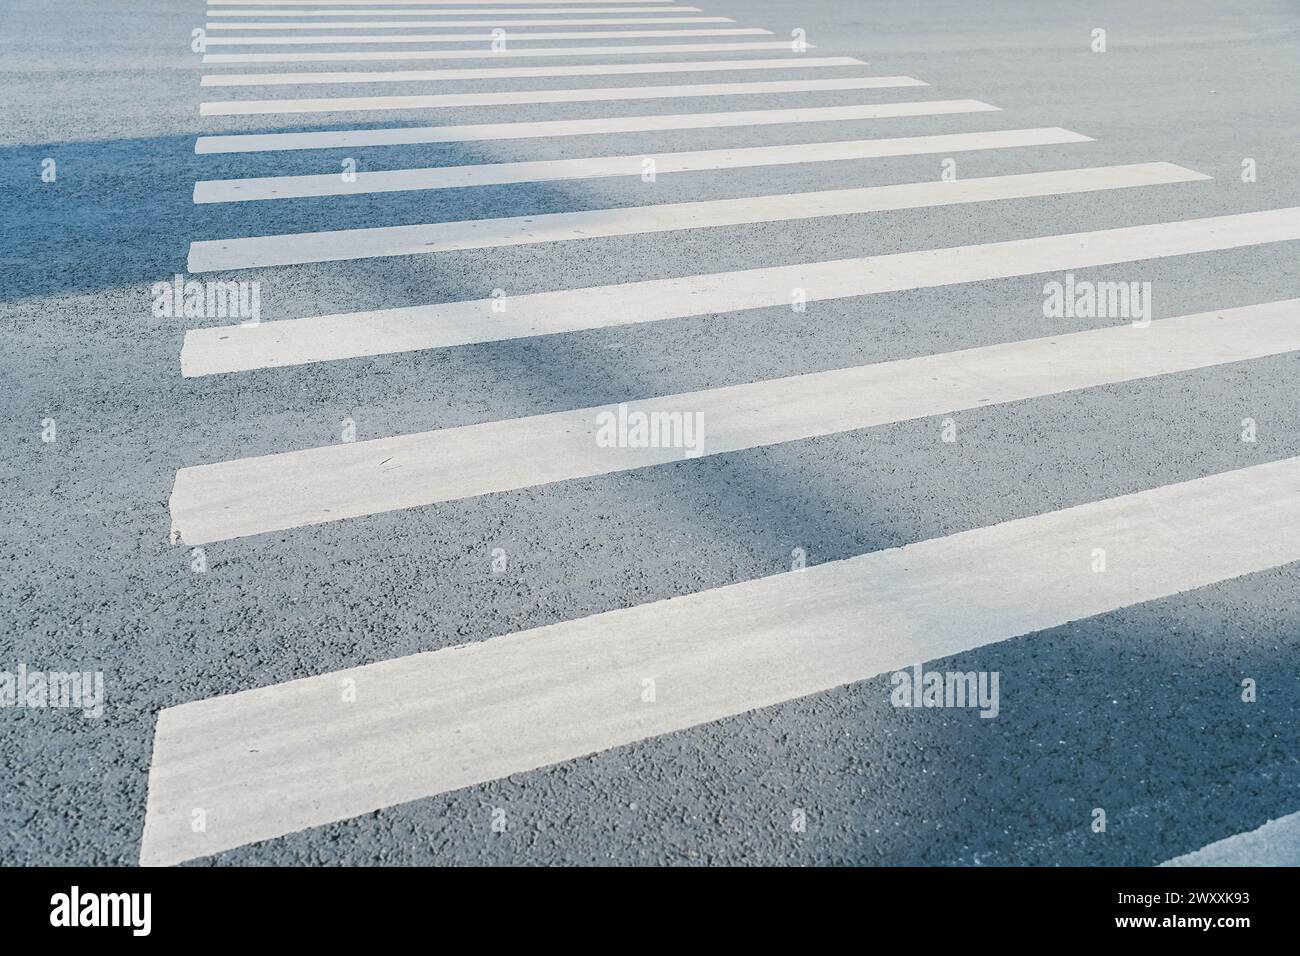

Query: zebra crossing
[[194, 100, 1001, 151], [143, 0, 1300, 865], [201, 40, 804, 61], [179, 206, 1300, 372], [192, 129, 1092, 201], [147, 452, 1300, 866], [187, 164, 1209, 269], [207, 16, 740, 26], [202, 27, 774, 43], [197, 76, 929, 115], [168, 298, 1300, 545], [197, 56, 868, 86]]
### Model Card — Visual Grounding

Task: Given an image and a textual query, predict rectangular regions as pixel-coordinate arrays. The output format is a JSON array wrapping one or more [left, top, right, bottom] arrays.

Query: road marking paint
[[199, 56, 863, 86], [196, 126, 1073, 205], [174, 298, 1300, 539], [194, 127, 1092, 203], [205, 7, 709, 15], [203, 27, 770, 43], [194, 99, 996, 152], [143, 455, 1300, 864], [186, 200, 1300, 379], [178, 298, 1300, 539], [210, 0, 685, 5], [1161, 811, 1300, 866], [186, 163, 1203, 271], [200, 40, 810, 62], [206, 17, 734, 27], [199, 75, 924, 115]]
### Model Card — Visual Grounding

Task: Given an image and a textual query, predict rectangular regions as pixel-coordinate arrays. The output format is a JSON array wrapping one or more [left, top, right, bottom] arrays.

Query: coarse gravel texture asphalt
[[2, 0, 1298, 865]]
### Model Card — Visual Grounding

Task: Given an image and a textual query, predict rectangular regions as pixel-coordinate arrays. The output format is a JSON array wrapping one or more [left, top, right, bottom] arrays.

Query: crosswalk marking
[[199, 75, 925, 115], [210, 0, 687, 5], [143, 455, 1300, 864], [185, 204, 1300, 374], [201, 40, 810, 62], [186, 163, 1203, 271], [210, 0, 685, 4], [207, 17, 735, 28], [199, 56, 866, 87], [174, 299, 1300, 542], [193, 128, 1093, 203], [172, 0, 1294, 867], [1160, 811, 1300, 866], [194, 100, 996, 152], [203, 27, 770, 44], [205, 6, 709, 14]]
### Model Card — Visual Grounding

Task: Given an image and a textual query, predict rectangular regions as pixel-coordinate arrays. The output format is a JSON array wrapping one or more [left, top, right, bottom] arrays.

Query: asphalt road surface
[[3, 0, 1300, 866]]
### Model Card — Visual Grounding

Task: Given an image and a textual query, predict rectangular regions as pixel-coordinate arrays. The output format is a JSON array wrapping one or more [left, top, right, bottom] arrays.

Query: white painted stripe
[[175, 299, 1300, 541], [194, 128, 1093, 203], [195, 100, 993, 152], [203, 27, 770, 43], [144, 455, 1300, 864], [206, 7, 707, 15], [211, 0, 682, 5], [199, 75, 924, 115], [1161, 811, 1300, 866], [185, 163, 1204, 272], [182, 204, 1300, 376], [207, 17, 734, 27], [199, 56, 866, 87], [201, 40, 812, 62]]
